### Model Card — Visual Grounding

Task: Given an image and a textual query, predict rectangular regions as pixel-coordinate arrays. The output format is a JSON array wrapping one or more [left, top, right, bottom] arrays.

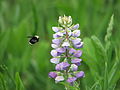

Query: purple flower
[[73, 50, 82, 57], [71, 38, 81, 45], [52, 39, 62, 45], [49, 16, 85, 84], [56, 48, 66, 54], [52, 27, 62, 32], [74, 42, 83, 49], [75, 71, 85, 78], [53, 32, 63, 38], [71, 24, 79, 30], [72, 30, 80, 37], [71, 58, 82, 66], [70, 64, 78, 71], [67, 77, 77, 83], [50, 58, 60, 64], [48, 72, 57, 78], [69, 48, 76, 55], [55, 76, 64, 82], [51, 50, 61, 57], [55, 62, 70, 71]]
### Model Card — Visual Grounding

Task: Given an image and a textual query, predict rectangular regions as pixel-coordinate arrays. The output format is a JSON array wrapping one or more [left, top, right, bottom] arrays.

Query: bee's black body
[[28, 35, 39, 45]]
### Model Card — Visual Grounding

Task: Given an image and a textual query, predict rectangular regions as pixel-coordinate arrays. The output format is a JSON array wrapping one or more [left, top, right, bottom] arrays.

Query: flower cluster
[[49, 15, 85, 85]]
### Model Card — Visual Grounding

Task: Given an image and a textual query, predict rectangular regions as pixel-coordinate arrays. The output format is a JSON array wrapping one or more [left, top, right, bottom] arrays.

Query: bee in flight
[[28, 35, 39, 45]]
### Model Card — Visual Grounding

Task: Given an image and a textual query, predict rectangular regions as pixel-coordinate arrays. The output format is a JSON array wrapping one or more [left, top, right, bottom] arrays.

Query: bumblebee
[[28, 35, 39, 45]]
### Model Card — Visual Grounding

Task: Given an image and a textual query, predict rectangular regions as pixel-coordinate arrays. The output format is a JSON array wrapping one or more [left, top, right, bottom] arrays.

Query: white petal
[[50, 58, 60, 64], [51, 44, 58, 48], [62, 41, 70, 47], [55, 76, 64, 82]]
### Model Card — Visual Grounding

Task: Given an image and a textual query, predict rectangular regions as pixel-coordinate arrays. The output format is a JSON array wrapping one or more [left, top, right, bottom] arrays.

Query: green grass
[[0, 0, 120, 90]]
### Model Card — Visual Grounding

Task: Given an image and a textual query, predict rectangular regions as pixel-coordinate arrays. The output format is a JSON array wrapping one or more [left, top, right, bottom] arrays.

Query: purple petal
[[48, 72, 57, 78], [56, 48, 66, 53], [70, 64, 78, 71], [71, 58, 82, 63], [53, 32, 63, 38], [52, 39, 62, 45], [55, 62, 70, 71], [50, 58, 60, 64], [52, 27, 62, 32], [74, 42, 83, 49], [71, 38, 81, 45], [75, 62, 81, 66], [72, 24, 79, 30], [72, 30, 80, 37], [73, 50, 82, 57], [75, 71, 85, 78], [67, 77, 77, 83], [69, 48, 76, 55]]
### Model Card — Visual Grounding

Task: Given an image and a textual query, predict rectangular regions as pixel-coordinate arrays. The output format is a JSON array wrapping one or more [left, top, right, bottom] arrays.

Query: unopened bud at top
[[58, 15, 72, 27]]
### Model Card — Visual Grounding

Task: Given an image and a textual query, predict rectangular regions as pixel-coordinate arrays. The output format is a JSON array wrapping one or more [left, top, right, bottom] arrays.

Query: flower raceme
[[49, 15, 85, 85]]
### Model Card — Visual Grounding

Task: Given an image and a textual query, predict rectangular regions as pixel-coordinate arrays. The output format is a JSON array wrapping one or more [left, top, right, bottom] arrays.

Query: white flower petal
[[50, 58, 60, 64], [55, 76, 64, 82]]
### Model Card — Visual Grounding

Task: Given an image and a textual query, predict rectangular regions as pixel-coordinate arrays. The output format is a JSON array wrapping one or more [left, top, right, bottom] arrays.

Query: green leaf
[[108, 47, 120, 88], [82, 37, 100, 83], [0, 73, 7, 90], [91, 36, 106, 75], [15, 72, 24, 90], [91, 35, 106, 59]]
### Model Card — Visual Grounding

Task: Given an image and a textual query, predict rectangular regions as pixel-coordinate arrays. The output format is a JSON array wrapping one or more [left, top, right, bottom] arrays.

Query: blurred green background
[[0, 0, 120, 90]]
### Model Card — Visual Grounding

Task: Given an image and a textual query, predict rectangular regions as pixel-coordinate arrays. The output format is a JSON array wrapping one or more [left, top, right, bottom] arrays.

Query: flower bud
[[75, 71, 85, 78], [48, 72, 57, 78], [58, 15, 72, 27]]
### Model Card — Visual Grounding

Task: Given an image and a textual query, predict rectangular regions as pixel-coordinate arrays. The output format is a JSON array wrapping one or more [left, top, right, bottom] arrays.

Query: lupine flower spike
[[49, 15, 85, 87]]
